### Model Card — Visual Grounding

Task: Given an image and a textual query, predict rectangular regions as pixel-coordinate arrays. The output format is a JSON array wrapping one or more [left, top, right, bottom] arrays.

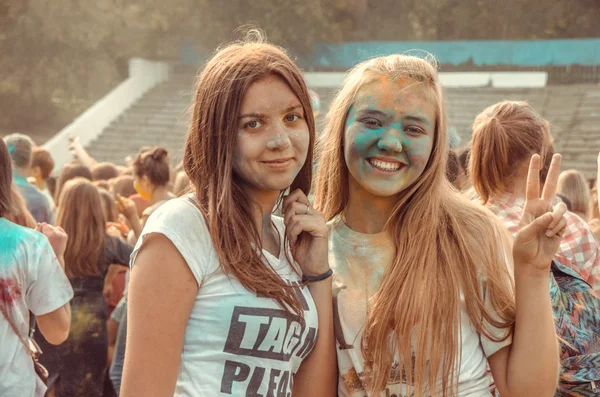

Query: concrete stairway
[[86, 74, 600, 179]]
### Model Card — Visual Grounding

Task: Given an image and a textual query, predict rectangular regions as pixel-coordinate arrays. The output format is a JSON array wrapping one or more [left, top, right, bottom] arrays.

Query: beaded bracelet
[[301, 268, 333, 283]]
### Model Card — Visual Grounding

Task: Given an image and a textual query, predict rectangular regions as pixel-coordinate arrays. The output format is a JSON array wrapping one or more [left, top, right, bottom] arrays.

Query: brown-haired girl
[[315, 55, 565, 396], [54, 162, 92, 206], [37, 178, 132, 397], [121, 34, 336, 396], [132, 146, 174, 216]]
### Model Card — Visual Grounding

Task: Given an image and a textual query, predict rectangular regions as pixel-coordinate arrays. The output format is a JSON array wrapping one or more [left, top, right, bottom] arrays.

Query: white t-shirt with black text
[[131, 197, 319, 397], [328, 217, 512, 397], [0, 218, 74, 397]]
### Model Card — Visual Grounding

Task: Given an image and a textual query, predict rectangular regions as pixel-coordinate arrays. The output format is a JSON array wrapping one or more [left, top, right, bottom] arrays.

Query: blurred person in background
[[6, 183, 37, 229], [0, 138, 73, 397], [36, 178, 132, 397], [132, 147, 174, 215], [470, 104, 600, 293], [446, 149, 460, 186], [470, 101, 600, 394], [54, 162, 93, 206], [29, 146, 56, 209], [3, 133, 53, 224], [309, 88, 321, 118], [172, 171, 190, 196], [455, 147, 471, 190], [91, 162, 120, 182], [111, 175, 136, 199], [590, 153, 600, 240], [557, 169, 592, 221]]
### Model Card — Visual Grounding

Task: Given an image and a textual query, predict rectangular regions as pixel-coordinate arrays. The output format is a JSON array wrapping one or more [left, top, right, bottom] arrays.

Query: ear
[[29, 166, 41, 178], [141, 175, 152, 189]]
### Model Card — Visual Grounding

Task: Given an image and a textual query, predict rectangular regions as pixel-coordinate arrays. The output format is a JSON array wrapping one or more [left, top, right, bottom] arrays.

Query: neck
[[34, 178, 46, 190], [13, 168, 28, 181], [505, 163, 529, 199], [343, 181, 395, 234], [150, 185, 173, 205], [245, 187, 281, 244]]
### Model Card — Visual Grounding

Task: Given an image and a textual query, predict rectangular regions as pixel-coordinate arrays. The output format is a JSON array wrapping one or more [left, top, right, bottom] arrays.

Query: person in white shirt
[[0, 138, 73, 397], [314, 54, 566, 397], [120, 32, 336, 397]]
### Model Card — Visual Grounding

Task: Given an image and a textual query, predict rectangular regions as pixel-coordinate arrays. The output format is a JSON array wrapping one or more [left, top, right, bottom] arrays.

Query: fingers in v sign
[[282, 189, 329, 277], [514, 153, 567, 272]]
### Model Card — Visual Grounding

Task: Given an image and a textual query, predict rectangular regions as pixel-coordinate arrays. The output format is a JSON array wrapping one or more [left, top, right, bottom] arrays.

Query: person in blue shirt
[[3, 133, 53, 224]]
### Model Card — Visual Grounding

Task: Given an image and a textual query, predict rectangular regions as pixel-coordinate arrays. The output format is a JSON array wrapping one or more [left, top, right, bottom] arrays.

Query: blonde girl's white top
[[328, 217, 512, 397]]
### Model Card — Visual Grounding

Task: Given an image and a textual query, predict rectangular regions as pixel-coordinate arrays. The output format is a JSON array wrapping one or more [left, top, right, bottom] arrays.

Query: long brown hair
[[0, 139, 13, 218], [314, 54, 515, 396], [470, 100, 551, 204], [56, 177, 106, 278], [55, 162, 93, 205], [183, 32, 315, 315], [0, 139, 35, 227]]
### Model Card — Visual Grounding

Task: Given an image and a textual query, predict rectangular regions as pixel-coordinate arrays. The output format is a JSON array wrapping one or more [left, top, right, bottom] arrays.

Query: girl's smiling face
[[344, 76, 436, 198]]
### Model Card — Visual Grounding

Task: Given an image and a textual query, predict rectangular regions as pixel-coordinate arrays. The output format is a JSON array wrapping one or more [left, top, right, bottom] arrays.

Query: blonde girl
[[315, 54, 565, 397]]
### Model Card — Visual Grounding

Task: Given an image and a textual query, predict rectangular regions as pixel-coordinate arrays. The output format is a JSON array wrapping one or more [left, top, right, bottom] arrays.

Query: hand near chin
[[282, 189, 329, 277]]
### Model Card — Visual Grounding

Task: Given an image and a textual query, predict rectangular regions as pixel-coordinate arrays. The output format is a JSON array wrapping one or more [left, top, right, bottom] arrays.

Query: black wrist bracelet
[[302, 268, 333, 283]]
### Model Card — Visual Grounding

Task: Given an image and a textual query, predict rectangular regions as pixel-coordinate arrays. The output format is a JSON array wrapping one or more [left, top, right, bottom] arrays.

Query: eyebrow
[[403, 115, 431, 126], [356, 109, 389, 118], [239, 104, 303, 120]]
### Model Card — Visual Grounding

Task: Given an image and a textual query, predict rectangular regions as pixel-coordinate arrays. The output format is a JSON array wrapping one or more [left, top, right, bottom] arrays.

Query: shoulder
[[132, 197, 215, 284], [0, 219, 46, 248], [144, 196, 205, 231], [0, 219, 52, 268], [21, 184, 48, 203]]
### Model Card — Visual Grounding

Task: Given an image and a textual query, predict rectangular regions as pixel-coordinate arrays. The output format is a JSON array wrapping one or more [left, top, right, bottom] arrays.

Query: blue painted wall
[[312, 39, 600, 69]]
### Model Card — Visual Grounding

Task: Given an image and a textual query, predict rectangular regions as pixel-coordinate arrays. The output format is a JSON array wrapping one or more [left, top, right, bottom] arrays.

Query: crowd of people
[[1, 31, 600, 397]]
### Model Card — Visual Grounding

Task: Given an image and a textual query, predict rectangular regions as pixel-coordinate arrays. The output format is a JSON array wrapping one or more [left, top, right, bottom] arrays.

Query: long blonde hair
[[56, 178, 106, 278], [314, 54, 516, 396], [557, 169, 592, 221]]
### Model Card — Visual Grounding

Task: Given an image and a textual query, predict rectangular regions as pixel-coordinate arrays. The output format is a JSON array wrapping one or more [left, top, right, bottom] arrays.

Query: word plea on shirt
[[220, 283, 317, 396]]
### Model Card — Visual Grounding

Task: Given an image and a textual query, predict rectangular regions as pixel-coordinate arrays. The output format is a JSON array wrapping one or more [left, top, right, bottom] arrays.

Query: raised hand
[[36, 223, 69, 259], [513, 154, 567, 271], [282, 189, 329, 277], [115, 194, 138, 220]]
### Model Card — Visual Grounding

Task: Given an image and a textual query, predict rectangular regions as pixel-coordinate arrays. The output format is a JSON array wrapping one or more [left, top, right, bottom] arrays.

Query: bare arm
[[103, 264, 121, 303], [68, 136, 97, 168], [489, 154, 565, 397], [120, 234, 198, 397], [488, 266, 558, 397], [36, 255, 71, 345], [293, 278, 337, 396]]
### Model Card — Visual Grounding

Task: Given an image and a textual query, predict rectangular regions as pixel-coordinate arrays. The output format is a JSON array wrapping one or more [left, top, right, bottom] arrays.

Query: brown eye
[[285, 114, 300, 122], [245, 120, 262, 129]]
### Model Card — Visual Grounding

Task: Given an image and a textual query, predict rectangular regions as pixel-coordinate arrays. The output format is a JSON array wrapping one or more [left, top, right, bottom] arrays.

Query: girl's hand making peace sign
[[513, 153, 567, 271]]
